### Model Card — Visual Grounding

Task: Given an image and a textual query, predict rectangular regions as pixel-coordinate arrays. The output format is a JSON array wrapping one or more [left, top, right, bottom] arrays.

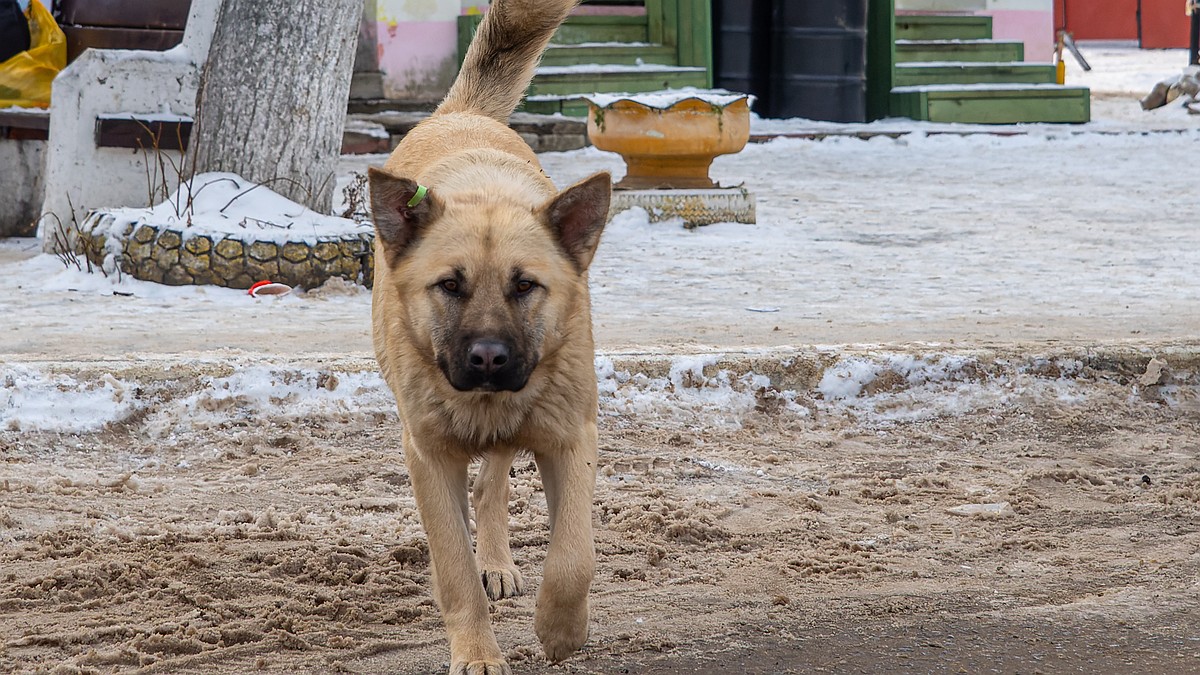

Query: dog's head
[[369, 168, 610, 393]]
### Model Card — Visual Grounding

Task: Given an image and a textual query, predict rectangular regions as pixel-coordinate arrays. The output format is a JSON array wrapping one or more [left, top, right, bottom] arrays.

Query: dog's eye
[[515, 279, 536, 296], [438, 279, 460, 295]]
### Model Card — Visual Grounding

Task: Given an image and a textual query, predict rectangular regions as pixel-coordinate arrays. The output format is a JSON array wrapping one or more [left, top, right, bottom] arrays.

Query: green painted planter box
[[895, 39, 1024, 63], [894, 62, 1058, 86], [891, 84, 1091, 124], [895, 14, 992, 40]]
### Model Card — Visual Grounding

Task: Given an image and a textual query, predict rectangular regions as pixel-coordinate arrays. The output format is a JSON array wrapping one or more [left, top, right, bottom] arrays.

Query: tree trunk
[[190, 0, 362, 213]]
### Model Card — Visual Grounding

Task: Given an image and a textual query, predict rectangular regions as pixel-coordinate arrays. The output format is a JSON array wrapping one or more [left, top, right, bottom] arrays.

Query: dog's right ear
[[368, 168, 440, 257]]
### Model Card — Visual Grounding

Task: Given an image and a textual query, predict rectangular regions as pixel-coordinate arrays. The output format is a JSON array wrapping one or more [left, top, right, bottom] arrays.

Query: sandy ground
[[3, 46, 1199, 674], [2, 350, 1199, 674]]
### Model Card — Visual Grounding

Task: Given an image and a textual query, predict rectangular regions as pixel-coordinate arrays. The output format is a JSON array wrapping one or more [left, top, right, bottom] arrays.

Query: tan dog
[[367, 0, 610, 672]]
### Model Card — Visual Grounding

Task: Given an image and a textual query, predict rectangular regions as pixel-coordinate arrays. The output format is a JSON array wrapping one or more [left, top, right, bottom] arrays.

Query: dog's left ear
[[369, 167, 441, 260], [543, 172, 611, 271]]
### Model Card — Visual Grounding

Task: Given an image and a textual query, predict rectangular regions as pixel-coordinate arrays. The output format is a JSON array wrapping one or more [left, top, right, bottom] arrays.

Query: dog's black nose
[[468, 340, 511, 375]]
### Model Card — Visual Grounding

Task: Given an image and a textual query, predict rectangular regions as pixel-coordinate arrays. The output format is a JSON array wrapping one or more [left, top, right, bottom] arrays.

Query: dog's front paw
[[535, 598, 589, 663], [450, 658, 510, 675], [480, 564, 525, 600]]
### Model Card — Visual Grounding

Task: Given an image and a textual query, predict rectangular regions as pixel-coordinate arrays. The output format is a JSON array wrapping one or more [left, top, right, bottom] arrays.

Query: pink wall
[[985, 9, 1056, 62], [375, 19, 460, 99]]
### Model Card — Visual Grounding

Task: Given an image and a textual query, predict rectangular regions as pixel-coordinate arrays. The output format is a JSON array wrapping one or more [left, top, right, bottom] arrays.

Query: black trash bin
[[0, 0, 32, 64], [712, 0, 773, 114], [711, 0, 869, 122], [768, 0, 868, 122]]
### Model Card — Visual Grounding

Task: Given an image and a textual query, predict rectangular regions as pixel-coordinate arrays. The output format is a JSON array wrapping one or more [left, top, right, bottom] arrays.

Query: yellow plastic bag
[[0, 0, 66, 108]]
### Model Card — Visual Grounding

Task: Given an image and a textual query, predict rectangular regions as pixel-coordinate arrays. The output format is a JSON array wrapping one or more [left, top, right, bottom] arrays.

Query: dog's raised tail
[[437, 0, 578, 122]]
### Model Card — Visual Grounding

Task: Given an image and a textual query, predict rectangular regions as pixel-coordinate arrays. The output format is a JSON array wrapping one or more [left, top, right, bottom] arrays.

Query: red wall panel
[[1055, 0, 1192, 47], [1055, 0, 1139, 40], [1139, 0, 1191, 48]]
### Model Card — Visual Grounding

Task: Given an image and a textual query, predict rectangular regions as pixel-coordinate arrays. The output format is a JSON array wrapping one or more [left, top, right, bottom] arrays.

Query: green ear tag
[[407, 184, 428, 208]]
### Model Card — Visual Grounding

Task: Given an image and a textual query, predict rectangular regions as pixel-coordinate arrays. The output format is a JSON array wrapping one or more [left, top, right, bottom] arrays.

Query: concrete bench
[[0, 0, 197, 237], [0, 0, 218, 247]]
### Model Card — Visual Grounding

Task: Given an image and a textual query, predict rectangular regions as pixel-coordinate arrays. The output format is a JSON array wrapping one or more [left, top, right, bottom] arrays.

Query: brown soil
[[2, 374, 1198, 674]]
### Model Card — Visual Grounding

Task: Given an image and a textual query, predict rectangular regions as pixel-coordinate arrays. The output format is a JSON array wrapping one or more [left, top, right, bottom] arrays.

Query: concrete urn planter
[[584, 89, 752, 190]]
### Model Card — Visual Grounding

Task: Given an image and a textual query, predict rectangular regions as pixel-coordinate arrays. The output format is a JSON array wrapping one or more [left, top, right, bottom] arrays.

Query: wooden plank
[[462, 12, 647, 49], [553, 21, 648, 45], [925, 94, 1089, 123], [63, 26, 184, 62], [894, 63, 1058, 86], [646, 0, 665, 44], [95, 117, 192, 151], [520, 97, 594, 117], [2, 127, 48, 141], [0, 110, 50, 132], [894, 15, 992, 40], [895, 40, 1024, 63], [660, 0, 679, 53], [528, 67, 708, 96], [58, 0, 192, 30], [542, 44, 676, 67], [457, 15, 481, 67], [683, 0, 713, 84], [891, 86, 1091, 123], [866, 0, 896, 120]]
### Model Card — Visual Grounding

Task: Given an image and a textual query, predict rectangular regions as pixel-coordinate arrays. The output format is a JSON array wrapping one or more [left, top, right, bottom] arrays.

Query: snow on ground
[[4, 347, 1196, 435], [1069, 42, 1193, 95], [0, 45, 1196, 427], [5, 123, 1196, 360], [84, 172, 371, 250], [751, 43, 1197, 135]]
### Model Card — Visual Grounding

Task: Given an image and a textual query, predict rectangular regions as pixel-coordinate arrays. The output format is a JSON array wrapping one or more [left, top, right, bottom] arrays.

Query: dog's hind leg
[[473, 447, 525, 600], [532, 425, 598, 662], [405, 432, 509, 674]]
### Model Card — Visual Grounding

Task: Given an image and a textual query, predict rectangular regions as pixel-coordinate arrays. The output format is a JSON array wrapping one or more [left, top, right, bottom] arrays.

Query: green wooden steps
[[895, 14, 992, 40], [891, 85, 1090, 124], [895, 39, 1024, 63], [457, 0, 713, 117], [541, 44, 677, 68], [894, 62, 1058, 87], [528, 64, 709, 98], [891, 12, 1090, 124], [550, 15, 650, 44]]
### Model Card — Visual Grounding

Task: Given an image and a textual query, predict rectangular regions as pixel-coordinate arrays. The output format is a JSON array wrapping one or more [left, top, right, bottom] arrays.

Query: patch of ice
[[596, 354, 804, 429], [0, 365, 139, 433], [817, 354, 1091, 424], [946, 502, 1012, 517], [147, 367, 395, 435]]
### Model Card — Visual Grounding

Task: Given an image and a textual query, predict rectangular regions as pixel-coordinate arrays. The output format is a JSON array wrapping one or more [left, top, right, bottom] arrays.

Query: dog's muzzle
[[441, 338, 533, 392]]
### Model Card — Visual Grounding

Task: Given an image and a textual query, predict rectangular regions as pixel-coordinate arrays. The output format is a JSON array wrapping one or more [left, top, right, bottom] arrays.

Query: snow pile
[[596, 355, 805, 429], [0, 365, 139, 433], [147, 367, 396, 435], [817, 354, 1091, 424], [583, 87, 752, 110], [818, 354, 979, 400], [83, 172, 372, 249], [4, 353, 1193, 435]]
